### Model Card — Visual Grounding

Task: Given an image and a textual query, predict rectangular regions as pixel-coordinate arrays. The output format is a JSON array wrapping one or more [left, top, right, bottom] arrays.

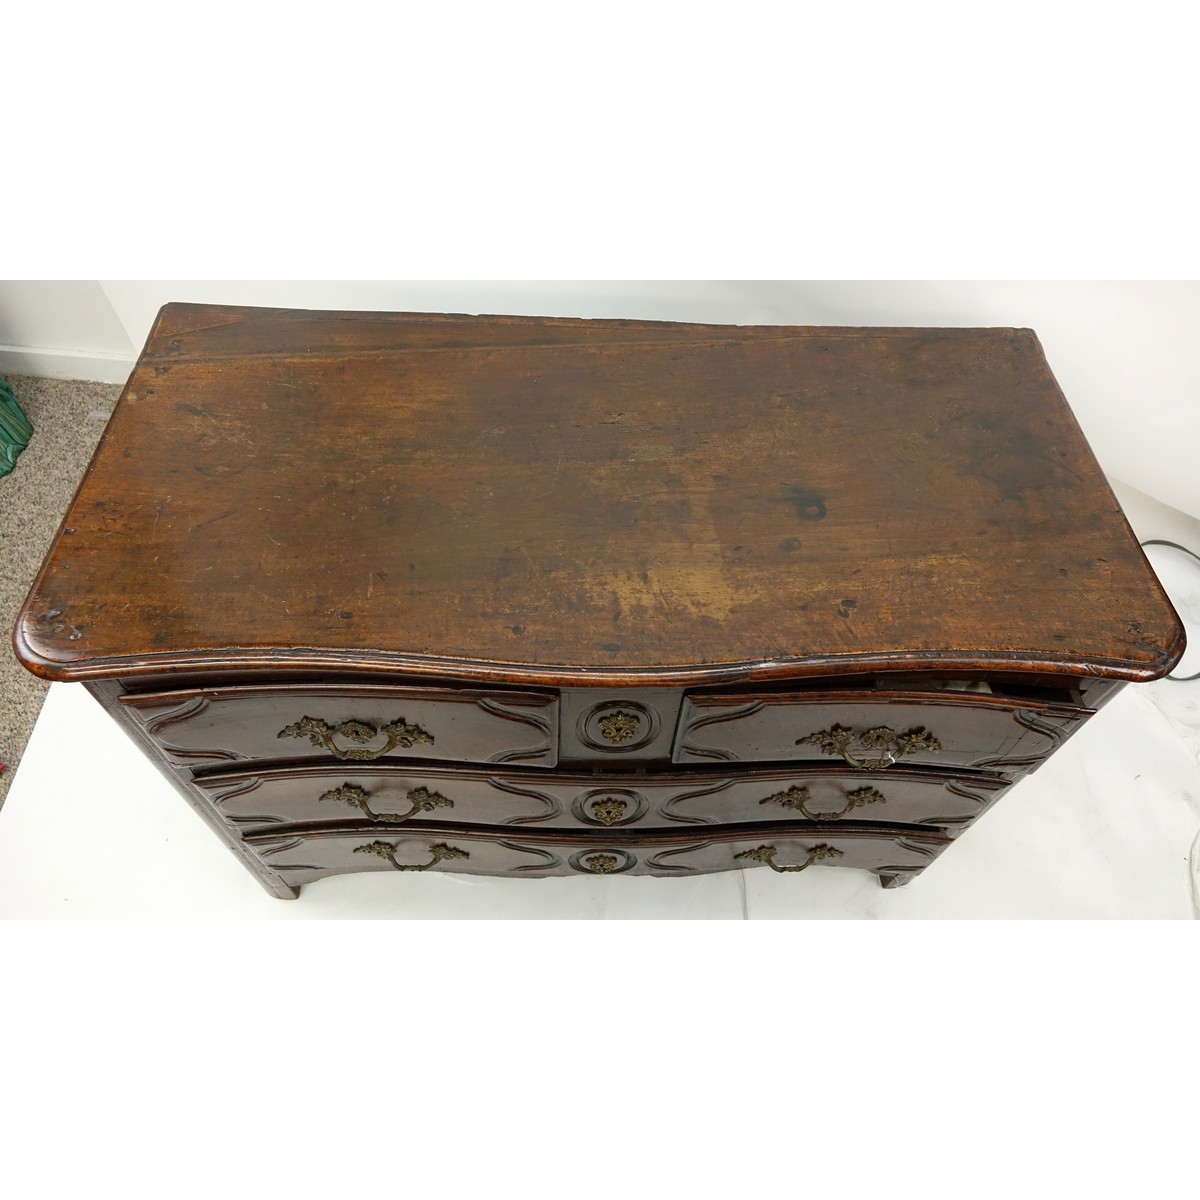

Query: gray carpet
[[0, 375, 123, 808]]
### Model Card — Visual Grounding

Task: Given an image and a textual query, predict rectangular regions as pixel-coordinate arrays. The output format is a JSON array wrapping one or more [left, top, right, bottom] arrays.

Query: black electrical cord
[[1140, 539, 1200, 681]]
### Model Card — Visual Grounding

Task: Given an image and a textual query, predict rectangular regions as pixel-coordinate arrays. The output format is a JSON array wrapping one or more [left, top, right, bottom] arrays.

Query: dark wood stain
[[12, 305, 1184, 687]]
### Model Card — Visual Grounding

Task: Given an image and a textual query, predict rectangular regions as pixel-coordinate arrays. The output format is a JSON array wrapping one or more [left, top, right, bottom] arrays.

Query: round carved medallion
[[572, 787, 648, 827], [568, 847, 636, 875], [577, 700, 660, 753]]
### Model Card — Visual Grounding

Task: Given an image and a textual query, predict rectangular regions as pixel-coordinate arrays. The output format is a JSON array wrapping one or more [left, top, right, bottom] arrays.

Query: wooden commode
[[12, 305, 1185, 899]]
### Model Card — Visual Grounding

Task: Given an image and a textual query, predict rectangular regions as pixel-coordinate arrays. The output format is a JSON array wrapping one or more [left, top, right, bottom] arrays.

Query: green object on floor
[[1, 377, 33, 477]]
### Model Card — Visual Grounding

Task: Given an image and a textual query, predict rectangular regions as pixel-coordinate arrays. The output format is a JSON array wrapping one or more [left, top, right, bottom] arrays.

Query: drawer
[[198, 762, 1007, 833], [120, 683, 558, 769], [674, 690, 1091, 773], [243, 823, 953, 885]]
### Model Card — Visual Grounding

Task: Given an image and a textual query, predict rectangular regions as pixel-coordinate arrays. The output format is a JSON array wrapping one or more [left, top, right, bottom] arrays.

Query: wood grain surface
[[14, 304, 1184, 685]]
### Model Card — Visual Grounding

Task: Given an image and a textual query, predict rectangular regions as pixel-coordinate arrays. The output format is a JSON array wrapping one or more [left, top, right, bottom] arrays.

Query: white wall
[[0, 281, 135, 382], [2, 281, 1197, 519]]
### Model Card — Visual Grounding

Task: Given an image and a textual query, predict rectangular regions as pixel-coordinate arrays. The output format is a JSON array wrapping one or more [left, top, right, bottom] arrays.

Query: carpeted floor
[[0, 375, 123, 808]]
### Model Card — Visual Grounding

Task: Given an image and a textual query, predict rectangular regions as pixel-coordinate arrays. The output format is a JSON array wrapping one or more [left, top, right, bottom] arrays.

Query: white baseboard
[[0, 344, 135, 385]]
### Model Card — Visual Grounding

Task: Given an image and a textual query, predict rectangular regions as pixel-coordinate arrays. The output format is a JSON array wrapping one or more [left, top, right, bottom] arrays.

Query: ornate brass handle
[[320, 783, 453, 823], [352, 841, 469, 871], [796, 724, 941, 770], [759, 784, 886, 820], [278, 715, 434, 761], [734, 843, 844, 873]]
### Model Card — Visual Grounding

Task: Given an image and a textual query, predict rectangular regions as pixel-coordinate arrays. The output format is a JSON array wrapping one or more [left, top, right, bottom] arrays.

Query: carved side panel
[[475, 697, 556, 764], [969, 707, 1090, 772], [140, 694, 243, 764]]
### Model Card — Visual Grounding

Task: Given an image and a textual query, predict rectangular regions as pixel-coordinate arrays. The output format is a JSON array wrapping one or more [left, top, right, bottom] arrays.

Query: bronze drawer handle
[[320, 783, 453, 823], [353, 841, 469, 871], [734, 843, 844, 873], [759, 784, 886, 819], [277, 715, 434, 760], [796, 723, 941, 770]]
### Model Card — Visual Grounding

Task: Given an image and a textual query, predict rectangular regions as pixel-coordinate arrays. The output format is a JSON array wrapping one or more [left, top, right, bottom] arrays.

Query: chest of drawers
[[13, 305, 1184, 901]]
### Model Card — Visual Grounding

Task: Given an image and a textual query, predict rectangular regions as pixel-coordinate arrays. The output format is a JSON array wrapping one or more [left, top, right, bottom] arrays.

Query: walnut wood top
[[14, 304, 1184, 685]]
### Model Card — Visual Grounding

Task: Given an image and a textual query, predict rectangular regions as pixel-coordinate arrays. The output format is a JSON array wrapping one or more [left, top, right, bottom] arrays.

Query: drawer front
[[198, 762, 1006, 833], [674, 691, 1091, 773], [244, 823, 952, 885], [121, 684, 558, 769]]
